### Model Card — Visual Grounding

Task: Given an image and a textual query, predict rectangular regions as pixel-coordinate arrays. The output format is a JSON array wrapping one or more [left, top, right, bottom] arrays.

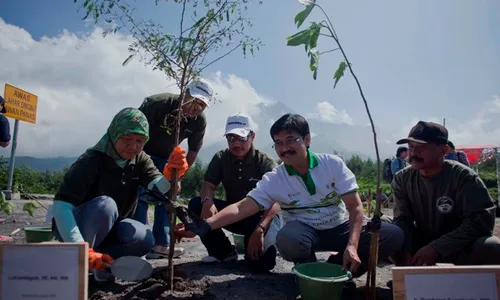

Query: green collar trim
[[284, 150, 319, 195]]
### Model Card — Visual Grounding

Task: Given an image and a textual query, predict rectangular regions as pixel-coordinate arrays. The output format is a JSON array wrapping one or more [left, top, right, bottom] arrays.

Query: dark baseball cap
[[0, 96, 5, 113], [397, 121, 448, 145]]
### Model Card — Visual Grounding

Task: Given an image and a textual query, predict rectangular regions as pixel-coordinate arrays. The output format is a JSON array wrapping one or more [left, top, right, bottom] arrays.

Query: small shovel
[[103, 256, 153, 281]]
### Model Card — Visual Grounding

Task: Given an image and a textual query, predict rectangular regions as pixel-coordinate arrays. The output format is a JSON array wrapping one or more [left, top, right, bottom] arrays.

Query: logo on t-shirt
[[436, 196, 454, 214]]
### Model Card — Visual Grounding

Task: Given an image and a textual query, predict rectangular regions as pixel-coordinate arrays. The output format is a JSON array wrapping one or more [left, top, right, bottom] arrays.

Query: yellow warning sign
[[3, 84, 38, 124]]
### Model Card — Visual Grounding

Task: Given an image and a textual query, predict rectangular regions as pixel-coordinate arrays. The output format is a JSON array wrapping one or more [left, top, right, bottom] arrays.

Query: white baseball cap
[[187, 79, 214, 107], [224, 114, 252, 137]]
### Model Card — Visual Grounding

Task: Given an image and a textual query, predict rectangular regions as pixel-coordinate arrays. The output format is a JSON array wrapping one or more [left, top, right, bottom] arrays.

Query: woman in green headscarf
[[51, 107, 188, 282]]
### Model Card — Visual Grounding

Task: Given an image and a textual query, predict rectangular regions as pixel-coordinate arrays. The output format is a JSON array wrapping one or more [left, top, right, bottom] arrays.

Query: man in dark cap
[[0, 96, 11, 148], [391, 121, 500, 267]]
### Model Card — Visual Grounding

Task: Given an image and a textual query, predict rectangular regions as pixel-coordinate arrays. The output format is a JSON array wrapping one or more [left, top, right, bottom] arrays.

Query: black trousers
[[188, 196, 277, 271]]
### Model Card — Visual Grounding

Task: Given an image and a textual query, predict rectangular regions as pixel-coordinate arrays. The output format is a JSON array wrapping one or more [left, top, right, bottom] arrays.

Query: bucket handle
[[292, 266, 353, 283]]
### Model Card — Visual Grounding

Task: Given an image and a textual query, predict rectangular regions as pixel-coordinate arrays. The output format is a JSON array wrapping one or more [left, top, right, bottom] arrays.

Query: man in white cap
[[184, 114, 282, 272], [133, 78, 213, 259]]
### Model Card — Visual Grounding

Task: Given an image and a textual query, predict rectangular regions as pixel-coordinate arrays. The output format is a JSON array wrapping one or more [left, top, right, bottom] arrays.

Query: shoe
[[201, 250, 238, 264], [93, 269, 115, 282], [248, 245, 277, 273], [344, 279, 357, 290], [145, 245, 184, 259]]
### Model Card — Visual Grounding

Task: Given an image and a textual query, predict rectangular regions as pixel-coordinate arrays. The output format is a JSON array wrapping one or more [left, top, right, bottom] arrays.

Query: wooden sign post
[[0, 242, 88, 300], [393, 265, 500, 300]]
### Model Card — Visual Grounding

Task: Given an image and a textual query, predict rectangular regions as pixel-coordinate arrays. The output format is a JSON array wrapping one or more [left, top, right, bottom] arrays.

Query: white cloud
[[307, 101, 353, 125], [398, 95, 500, 148], [0, 18, 271, 157]]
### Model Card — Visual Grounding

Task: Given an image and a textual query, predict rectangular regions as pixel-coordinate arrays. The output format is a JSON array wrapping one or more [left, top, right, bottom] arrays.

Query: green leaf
[[309, 49, 319, 80], [286, 29, 311, 47], [0, 199, 14, 216], [192, 16, 206, 29], [308, 23, 321, 50], [333, 61, 346, 88], [294, 3, 314, 29], [23, 202, 38, 217]]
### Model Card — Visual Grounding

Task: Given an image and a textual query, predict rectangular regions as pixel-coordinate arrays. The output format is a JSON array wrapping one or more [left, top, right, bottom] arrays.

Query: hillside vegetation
[[0, 155, 497, 203]]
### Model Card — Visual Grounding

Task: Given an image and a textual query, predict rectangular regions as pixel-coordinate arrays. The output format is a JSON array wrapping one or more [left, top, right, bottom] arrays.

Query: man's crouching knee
[[276, 226, 313, 263]]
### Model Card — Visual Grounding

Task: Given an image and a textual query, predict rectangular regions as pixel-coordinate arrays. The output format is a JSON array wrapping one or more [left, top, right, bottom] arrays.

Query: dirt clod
[[88, 266, 211, 300]]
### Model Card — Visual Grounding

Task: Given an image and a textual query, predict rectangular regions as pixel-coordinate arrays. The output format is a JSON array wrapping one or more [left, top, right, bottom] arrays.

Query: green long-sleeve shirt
[[392, 160, 495, 258]]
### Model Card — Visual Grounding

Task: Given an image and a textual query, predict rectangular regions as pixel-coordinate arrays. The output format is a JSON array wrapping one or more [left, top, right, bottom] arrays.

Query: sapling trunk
[[166, 81, 189, 289]]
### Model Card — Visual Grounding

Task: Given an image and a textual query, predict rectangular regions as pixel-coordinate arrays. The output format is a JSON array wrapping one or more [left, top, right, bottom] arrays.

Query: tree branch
[[116, 4, 181, 69], [319, 48, 339, 55], [199, 43, 241, 72]]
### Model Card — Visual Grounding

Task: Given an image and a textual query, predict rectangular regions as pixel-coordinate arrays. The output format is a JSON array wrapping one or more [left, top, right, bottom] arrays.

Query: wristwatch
[[201, 196, 212, 204]]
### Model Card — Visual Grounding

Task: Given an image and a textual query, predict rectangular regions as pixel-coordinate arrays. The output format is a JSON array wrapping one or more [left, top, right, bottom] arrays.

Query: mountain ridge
[[1, 100, 398, 172]]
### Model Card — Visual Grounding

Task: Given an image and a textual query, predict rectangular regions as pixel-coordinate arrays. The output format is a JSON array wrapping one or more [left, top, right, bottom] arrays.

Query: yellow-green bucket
[[292, 262, 352, 300], [24, 226, 54, 243]]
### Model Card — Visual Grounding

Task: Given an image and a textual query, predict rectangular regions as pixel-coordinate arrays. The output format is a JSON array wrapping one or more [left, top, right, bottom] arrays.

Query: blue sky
[[0, 0, 499, 158]]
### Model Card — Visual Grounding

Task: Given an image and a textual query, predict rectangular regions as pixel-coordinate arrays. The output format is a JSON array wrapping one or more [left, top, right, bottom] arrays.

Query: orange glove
[[163, 146, 189, 180], [88, 248, 114, 271]]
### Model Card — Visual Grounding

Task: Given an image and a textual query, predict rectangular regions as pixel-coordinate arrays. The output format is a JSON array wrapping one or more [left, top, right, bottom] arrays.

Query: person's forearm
[[148, 176, 171, 194], [207, 198, 260, 230], [347, 204, 364, 249], [186, 150, 198, 167], [200, 181, 216, 200], [258, 202, 280, 231]]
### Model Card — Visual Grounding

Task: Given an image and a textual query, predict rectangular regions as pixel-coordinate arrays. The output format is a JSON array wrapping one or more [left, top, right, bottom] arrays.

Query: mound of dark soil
[[89, 266, 213, 300]]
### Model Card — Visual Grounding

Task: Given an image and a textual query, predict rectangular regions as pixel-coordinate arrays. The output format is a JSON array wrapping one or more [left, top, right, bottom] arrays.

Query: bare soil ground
[[2, 200, 500, 300]]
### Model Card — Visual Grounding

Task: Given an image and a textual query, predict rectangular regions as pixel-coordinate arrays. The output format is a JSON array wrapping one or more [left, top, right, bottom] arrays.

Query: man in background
[[445, 140, 470, 167], [186, 114, 281, 272], [134, 79, 214, 259], [391, 146, 408, 175]]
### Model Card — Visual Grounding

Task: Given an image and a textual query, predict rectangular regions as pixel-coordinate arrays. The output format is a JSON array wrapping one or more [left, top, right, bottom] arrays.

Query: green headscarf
[[90, 107, 149, 167]]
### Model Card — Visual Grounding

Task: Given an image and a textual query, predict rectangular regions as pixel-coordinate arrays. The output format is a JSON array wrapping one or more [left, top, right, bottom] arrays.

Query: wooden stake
[[365, 188, 373, 292], [366, 187, 382, 300]]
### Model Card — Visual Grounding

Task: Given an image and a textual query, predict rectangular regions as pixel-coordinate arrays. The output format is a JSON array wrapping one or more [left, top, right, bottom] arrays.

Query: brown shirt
[[139, 93, 206, 158], [204, 148, 277, 204], [54, 150, 162, 218], [392, 160, 495, 258]]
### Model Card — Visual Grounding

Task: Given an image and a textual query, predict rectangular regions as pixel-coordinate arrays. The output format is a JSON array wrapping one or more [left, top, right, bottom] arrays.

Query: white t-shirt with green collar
[[247, 151, 359, 230]]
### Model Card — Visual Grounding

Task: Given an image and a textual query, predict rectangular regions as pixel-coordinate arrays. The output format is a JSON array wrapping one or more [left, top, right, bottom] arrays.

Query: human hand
[[175, 206, 211, 238], [247, 227, 265, 260], [88, 248, 114, 271], [411, 246, 438, 266], [200, 199, 217, 220], [342, 245, 361, 273], [174, 223, 196, 242], [163, 146, 188, 180]]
